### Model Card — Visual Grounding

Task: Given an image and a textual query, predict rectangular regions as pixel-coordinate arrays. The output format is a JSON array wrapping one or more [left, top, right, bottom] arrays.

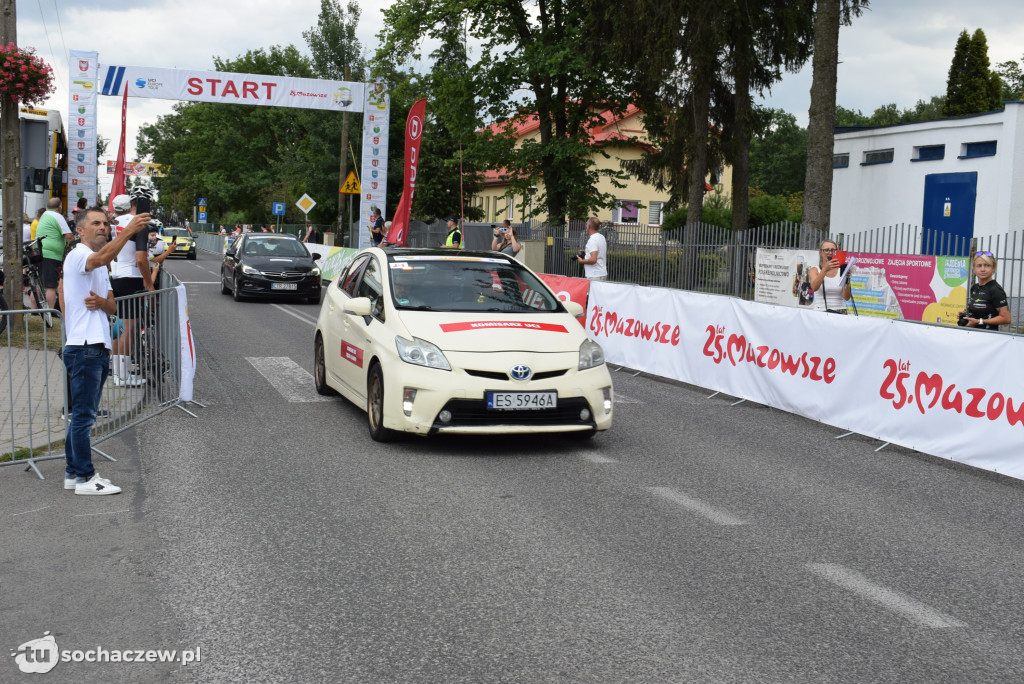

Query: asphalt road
[[3, 250, 1023, 683]]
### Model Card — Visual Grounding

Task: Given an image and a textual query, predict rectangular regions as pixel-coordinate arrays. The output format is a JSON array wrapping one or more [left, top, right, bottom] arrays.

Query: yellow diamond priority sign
[[339, 171, 361, 194], [296, 193, 317, 214]]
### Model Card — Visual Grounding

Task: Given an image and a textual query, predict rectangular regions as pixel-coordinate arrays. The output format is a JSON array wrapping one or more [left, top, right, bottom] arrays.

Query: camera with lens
[[957, 310, 972, 326], [570, 249, 586, 265]]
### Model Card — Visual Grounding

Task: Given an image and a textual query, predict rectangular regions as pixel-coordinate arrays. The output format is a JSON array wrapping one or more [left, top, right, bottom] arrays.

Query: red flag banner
[[108, 84, 129, 213], [383, 97, 426, 246]]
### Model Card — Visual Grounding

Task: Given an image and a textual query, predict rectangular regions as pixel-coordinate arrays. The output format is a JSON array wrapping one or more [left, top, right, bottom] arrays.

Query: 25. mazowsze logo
[[588, 305, 680, 345], [879, 358, 1024, 426], [702, 324, 837, 384]]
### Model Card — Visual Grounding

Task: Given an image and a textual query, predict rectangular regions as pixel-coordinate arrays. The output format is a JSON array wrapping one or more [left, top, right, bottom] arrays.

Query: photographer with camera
[[491, 219, 521, 258], [958, 251, 1011, 330], [576, 217, 607, 281], [808, 239, 853, 314]]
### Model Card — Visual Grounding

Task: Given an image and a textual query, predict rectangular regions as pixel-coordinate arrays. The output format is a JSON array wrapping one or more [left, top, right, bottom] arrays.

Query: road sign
[[198, 211, 207, 222], [339, 171, 361, 194], [272, 202, 286, 216], [198, 198, 207, 207], [296, 194, 317, 215]]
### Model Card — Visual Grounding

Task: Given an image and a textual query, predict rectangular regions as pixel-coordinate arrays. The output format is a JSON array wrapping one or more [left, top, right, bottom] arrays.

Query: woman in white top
[[808, 239, 852, 314]]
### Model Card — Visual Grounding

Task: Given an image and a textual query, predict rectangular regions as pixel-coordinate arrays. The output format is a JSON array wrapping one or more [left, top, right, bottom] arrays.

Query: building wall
[[830, 102, 1024, 240], [473, 110, 732, 226]]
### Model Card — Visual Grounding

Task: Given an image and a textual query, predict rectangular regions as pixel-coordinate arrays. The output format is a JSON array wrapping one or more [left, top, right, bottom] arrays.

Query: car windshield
[[388, 255, 565, 313], [243, 238, 309, 257], [164, 228, 190, 238]]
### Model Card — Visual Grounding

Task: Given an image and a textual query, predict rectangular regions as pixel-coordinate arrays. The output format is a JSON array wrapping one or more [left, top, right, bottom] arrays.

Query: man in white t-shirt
[[576, 217, 608, 280], [58, 207, 151, 495]]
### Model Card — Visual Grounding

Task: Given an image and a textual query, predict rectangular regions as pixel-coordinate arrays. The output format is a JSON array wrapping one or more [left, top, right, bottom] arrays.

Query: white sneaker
[[75, 473, 121, 496], [67, 473, 112, 490], [112, 373, 146, 388]]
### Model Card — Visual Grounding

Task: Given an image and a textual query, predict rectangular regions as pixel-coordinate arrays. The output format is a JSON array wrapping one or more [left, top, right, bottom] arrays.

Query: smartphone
[[171, 236, 178, 243], [135, 197, 151, 215]]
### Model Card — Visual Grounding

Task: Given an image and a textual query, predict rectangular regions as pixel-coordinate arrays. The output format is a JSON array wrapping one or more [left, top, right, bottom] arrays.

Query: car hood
[[397, 311, 585, 353], [243, 256, 316, 270]]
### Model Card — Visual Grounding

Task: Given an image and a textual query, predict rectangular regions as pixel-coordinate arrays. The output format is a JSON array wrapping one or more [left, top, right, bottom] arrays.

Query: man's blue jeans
[[63, 344, 109, 480]]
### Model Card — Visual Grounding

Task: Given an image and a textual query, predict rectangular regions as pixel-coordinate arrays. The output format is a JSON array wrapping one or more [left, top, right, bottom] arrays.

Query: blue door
[[921, 172, 977, 256]]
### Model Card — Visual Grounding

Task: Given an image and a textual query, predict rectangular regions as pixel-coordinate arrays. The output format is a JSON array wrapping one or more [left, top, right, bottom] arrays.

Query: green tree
[[377, 0, 633, 224], [749, 108, 806, 196], [802, 0, 868, 238], [944, 28, 1002, 116], [994, 55, 1024, 100]]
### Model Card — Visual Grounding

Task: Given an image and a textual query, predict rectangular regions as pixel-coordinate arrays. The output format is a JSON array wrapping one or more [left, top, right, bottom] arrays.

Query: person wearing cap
[[108, 191, 157, 387], [441, 215, 462, 249]]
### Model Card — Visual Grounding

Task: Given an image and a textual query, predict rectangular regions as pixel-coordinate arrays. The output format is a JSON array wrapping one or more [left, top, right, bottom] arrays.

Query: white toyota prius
[[314, 247, 614, 441]]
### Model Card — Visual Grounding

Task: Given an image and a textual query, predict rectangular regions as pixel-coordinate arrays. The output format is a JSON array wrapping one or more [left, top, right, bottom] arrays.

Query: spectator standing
[[441, 215, 462, 248], [491, 220, 522, 258], [30, 206, 45, 239], [109, 189, 157, 387], [369, 208, 386, 246], [961, 252, 1012, 330], [576, 217, 607, 280], [22, 214, 32, 243], [34, 198, 75, 308], [59, 206, 150, 495], [808, 239, 852, 314]]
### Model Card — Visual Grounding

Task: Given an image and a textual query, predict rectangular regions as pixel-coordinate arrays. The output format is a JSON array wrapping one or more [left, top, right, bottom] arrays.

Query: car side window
[[340, 256, 369, 297], [356, 257, 385, 321]]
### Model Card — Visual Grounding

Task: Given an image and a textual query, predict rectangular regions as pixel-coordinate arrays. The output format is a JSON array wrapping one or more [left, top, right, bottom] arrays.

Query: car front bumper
[[236, 273, 321, 297]]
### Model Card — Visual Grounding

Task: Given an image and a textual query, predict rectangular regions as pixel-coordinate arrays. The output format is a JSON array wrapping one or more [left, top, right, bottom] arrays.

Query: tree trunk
[[731, 33, 752, 297], [802, 0, 841, 244], [685, 55, 712, 290], [1, 0, 22, 309]]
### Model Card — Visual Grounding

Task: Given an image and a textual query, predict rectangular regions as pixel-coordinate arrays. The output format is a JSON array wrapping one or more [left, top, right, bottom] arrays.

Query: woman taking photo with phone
[[808, 239, 852, 314], [491, 219, 521, 258], [961, 251, 1011, 330]]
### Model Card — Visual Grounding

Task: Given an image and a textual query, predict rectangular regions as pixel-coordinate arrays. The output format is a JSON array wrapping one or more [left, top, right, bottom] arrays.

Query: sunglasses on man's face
[[974, 251, 993, 257]]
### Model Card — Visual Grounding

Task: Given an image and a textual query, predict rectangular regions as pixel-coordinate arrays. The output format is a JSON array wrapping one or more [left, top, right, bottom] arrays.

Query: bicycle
[[21, 236, 54, 328]]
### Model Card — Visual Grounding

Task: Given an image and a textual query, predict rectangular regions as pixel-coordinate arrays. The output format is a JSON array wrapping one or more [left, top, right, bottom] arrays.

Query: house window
[[649, 201, 664, 226], [833, 153, 850, 168], [912, 145, 945, 162], [506, 196, 514, 220], [959, 141, 997, 158], [861, 149, 894, 165], [613, 199, 639, 223]]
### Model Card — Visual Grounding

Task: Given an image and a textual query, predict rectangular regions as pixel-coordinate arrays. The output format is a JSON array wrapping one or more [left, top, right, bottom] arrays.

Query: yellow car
[[161, 227, 197, 260], [314, 247, 613, 441]]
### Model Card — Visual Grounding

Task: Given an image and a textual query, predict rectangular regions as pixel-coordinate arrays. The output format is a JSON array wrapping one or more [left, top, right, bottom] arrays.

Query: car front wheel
[[367, 363, 397, 442], [314, 334, 337, 396], [233, 275, 246, 301]]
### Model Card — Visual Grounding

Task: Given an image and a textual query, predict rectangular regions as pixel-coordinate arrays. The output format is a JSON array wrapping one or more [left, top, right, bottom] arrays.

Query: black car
[[221, 233, 322, 303]]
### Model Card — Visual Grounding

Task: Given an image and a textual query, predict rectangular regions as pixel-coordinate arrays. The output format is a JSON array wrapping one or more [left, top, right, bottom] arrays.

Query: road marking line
[[245, 356, 334, 402], [806, 563, 967, 629], [649, 487, 747, 526], [74, 509, 130, 517], [582, 454, 618, 464], [270, 304, 318, 326], [12, 506, 50, 516]]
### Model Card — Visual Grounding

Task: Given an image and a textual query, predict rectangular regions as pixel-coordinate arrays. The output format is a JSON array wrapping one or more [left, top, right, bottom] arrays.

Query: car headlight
[[395, 336, 451, 371], [578, 338, 605, 370], [241, 264, 260, 275], [311, 267, 321, 277]]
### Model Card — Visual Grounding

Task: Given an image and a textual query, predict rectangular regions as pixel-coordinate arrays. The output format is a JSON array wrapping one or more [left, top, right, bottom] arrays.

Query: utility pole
[[336, 66, 350, 247], [1, 0, 22, 309]]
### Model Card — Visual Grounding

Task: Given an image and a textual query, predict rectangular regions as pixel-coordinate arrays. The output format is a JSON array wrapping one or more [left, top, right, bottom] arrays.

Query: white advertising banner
[[358, 82, 390, 248], [67, 50, 99, 206], [587, 282, 1024, 479], [176, 285, 196, 402], [97, 64, 365, 112]]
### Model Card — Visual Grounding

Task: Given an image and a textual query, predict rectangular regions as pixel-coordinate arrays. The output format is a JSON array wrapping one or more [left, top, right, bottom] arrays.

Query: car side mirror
[[311, 253, 322, 260], [344, 297, 373, 316], [225, 249, 236, 258], [564, 301, 584, 318]]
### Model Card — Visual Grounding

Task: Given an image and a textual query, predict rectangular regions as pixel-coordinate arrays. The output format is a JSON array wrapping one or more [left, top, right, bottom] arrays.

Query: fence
[[1, 271, 201, 479]]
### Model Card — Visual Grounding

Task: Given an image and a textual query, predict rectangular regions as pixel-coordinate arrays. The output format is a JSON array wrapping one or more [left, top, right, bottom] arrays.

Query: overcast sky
[[14, 0, 1024, 198]]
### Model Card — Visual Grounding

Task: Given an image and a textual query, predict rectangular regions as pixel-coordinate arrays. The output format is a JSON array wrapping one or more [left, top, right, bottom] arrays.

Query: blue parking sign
[[272, 202, 285, 216], [198, 211, 207, 221]]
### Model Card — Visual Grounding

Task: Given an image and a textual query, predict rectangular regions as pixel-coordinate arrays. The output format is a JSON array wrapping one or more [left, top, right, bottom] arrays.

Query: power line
[[34, 0, 66, 103], [51, 0, 70, 66]]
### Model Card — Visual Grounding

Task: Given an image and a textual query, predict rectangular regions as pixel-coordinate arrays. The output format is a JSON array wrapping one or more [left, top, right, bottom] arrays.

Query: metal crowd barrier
[[1, 272, 201, 479]]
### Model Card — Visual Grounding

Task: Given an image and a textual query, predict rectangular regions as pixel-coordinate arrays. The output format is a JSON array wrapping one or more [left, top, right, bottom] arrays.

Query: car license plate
[[487, 391, 557, 410], [271, 283, 297, 290]]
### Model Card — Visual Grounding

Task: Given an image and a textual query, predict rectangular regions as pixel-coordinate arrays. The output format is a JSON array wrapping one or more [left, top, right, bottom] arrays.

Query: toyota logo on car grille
[[510, 364, 532, 381]]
